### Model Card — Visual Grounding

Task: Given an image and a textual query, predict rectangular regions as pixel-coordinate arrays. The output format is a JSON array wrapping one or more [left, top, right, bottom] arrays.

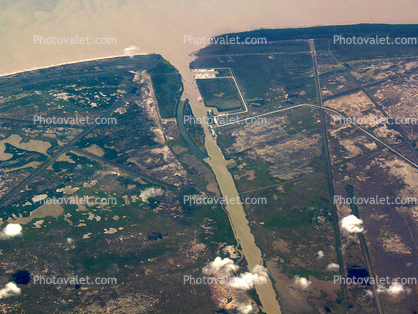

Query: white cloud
[[326, 263, 340, 272], [124, 45, 140, 57], [377, 282, 411, 297], [317, 250, 324, 259], [227, 265, 268, 290], [294, 276, 312, 289], [203, 257, 238, 277], [203, 257, 268, 290], [1, 224, 22, 238], [139, 187, 164, 203], [340, 215, 364, 233], [0, 282, 21, 299], [66, 237, 74, 245], [237, 303, 253, 314], [387, 282, 410, 296]]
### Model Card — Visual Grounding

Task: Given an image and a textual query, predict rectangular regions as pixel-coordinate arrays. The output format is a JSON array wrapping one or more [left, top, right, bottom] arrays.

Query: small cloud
[[237, 303, 254, 314], [66, 237, 74, 245], [203, 257, 268, 290], [317, 250, 324, 259], [1, 224, 22, 238], [377, 282, 411, 297], [0, 282, 21, 299], [340, 215, 364, 233], [139, 187, 164, 203], [203, 257, 238, 277], [387, 283, 410, 296], [294, 276, 312, 289], [326, 263, 340, 272], [124, 45, 140, 57], [227, 265, 268, 290]]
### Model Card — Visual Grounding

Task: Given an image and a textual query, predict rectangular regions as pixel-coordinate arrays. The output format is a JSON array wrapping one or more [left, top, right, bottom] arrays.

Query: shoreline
[[0, 50, 190, 82], [0, 53, 137, 79], [2, 22, 416, 80]]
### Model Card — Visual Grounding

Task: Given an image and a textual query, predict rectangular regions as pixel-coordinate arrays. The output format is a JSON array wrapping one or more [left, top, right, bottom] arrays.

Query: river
[[181, 78, 282, 313]]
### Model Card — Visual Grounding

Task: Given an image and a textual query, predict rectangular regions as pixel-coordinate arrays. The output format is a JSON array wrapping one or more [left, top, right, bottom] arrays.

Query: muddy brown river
[[182, 79, 282, 314]]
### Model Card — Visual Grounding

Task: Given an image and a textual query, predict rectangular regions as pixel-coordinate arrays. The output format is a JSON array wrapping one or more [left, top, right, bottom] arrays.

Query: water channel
[[181, 77, 282, 314]]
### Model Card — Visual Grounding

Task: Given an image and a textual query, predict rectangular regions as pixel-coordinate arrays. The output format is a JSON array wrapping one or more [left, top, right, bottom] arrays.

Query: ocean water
[[0, 0, 417, 77]]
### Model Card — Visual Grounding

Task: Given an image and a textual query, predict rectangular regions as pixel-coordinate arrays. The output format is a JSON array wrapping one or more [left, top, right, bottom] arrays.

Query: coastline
[[1, 0, 417, 78], [0, 54, 130, 79], [2, 22, 417, 80]]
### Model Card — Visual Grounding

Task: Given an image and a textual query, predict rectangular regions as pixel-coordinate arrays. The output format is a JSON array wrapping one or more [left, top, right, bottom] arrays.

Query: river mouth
[[182, 78, 282, 314]]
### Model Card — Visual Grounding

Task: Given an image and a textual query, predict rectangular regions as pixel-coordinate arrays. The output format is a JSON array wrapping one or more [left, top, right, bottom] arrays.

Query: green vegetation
[[284, 107, 321, 134], [183, 101, 207, 155], [229, 161, 278, 192], [281, 262, 330, 281], [196, 77, 244, 112], [0, 144, 48, 170], [181, 187, 237, 248], [176, 99, 208, 159], [148, 55, 183, 118], [48, 152, 102, 185], [76, 103, 159, 162], [191, 52, 316, 106]]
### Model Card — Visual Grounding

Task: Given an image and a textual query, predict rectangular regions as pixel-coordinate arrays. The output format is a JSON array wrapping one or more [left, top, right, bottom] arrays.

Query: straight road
[[310, 39, 385, 314]]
